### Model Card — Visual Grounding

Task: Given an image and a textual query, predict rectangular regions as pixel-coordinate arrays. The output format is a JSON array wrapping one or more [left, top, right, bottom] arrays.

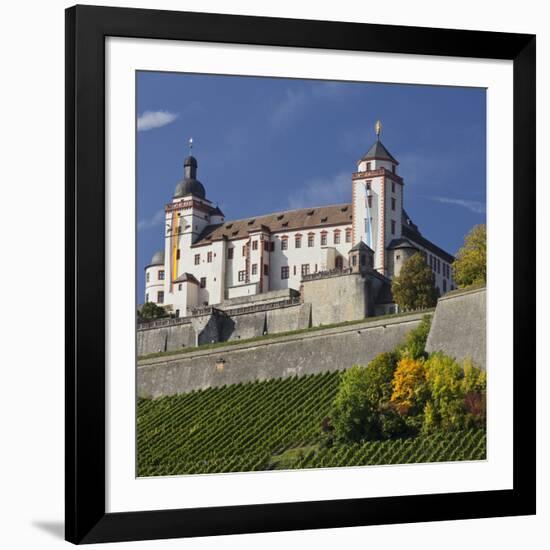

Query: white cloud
[[288, 171, 350, 209], [138, 209, 165, 231], [137, 110, 179, 132], [430, 196, 486, 214]]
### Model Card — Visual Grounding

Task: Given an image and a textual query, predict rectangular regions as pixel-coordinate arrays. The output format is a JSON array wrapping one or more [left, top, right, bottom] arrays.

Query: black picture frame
[[65, 4, 536, 544]]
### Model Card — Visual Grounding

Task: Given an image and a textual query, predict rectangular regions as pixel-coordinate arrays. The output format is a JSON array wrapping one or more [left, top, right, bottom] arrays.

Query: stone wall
[[301, 272, 368, 326], [137, 302, 311, 356], [425, 285, 486, 369], [137, 312, 427, 397]]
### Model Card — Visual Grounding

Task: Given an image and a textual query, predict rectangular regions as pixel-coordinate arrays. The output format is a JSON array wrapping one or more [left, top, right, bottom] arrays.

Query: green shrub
[[329, 352, 399, 442], [397, 314, 432, 360], [422, 353, 486, 433]]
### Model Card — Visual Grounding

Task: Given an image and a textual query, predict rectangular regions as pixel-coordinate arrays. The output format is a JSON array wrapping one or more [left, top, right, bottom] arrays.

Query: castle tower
[[163, 141, 226, 308], [351, 121, 404, 278]]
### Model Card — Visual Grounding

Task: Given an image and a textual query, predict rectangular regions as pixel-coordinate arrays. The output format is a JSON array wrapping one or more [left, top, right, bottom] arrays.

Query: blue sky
[[137, 71, 486, 300]]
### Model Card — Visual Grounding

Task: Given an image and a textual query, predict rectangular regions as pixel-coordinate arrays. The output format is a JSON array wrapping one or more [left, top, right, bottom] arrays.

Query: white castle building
[[144, 126, 455, 318]]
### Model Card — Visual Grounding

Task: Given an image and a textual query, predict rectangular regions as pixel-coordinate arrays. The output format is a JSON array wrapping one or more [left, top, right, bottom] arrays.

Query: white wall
[[1, 2, 547, 550]]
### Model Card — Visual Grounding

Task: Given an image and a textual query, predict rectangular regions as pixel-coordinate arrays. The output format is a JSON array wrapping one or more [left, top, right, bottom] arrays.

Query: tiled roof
[[361, 139, 398, 164], [193, 203, 353, 246], [402, 224, 455, 263], [173, 272, 199, 284]]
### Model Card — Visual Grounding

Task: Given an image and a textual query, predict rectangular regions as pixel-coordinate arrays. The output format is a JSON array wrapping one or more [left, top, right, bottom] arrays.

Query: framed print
[[65, 5, 536, 544]]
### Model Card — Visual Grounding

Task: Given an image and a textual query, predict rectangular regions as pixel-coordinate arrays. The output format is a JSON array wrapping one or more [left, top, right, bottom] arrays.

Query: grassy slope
[[137, 371, 485, 477]]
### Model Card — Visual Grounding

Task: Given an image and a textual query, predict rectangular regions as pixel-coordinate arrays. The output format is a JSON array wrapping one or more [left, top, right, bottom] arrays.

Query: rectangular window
[[366, 162, 372, 171], [264, 240, 269, 251], [392, 181, 396, 193], [437, 259, 441, 274], [194, 254, 200, 265], [251, 263, 258, 275], [345, 230, 352, 243], [308, 234, 314, 247], [391, 197, 396, 211], [145, 293, 148, 303], [157, 291, 164, 304], [301, 264, 310, 276], [263, 264, 269, 276], [321, 233, 327, 246], [367, 195, 373, 208], [227, 247, 234, 260], [295, 235, 302, 248], [176, 249, 181, 260], [334, 232, 340, 244], [178, 283, 182, 291], [207, 251, 212, 263], [200, 277, 206, 288], [242, 245, 246, 256], [281, 266, 289, 279], [238, 270, 246, 282], [443, 279, 447, 292], [281, 238, 288, 250], [392, 165, 396, 174], [252, 240, 258, 250], [270, 241, 275, 252], [175, 309, 180, 318], [293, 265, 297, 276], [146, 272, 150, 283], [158, 270, 165, 280], [366, 180, 372, 190], [391, 220, 396, 235]]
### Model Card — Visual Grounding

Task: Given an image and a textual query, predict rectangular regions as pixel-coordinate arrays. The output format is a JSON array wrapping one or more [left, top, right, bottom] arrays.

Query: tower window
[[242, 245, 247, 256], [392, 181, 396, 193], [176, 249, 181, 260], [264, 241, 269, 251], [392, 165, 396, 174], [200, 277, 206, 288], [251, 263, 258, 275], [157, 291, 164, 304], [146, 272, 150, 283], [281, 266, 289, 279], [366, 180, 372, 190], [207, 251, 213, 263], [194, 254, 200, 265], [178, 283, 182, 291], [367, 195, 373, 208], [252, 240, 258, 250], [391, 197, 396, 211], [391, 220, 396, 235], [158, 270, 165, 280], [227, 248, 234, 260], [145, 293, 148, 303], [263, 264, 269, 276], [366, 162, 372, 171]]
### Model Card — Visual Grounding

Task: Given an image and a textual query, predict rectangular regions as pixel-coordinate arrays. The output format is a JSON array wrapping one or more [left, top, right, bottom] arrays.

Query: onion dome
[[174, 155, 206, 199]]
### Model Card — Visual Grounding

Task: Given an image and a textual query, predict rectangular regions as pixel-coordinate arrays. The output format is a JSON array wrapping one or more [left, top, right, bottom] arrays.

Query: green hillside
[[137, 371, 486, 477]]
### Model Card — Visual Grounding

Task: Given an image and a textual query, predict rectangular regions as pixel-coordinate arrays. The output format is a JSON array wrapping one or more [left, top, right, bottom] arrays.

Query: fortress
[[140, 124, 456, 352]]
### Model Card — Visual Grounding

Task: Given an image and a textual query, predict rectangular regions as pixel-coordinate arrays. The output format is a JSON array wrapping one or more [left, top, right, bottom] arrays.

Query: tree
[[391, 253, 438, 311], [452, 224, 486, 288], [139, 301, 167, 321], [329, 353, 398, 442]]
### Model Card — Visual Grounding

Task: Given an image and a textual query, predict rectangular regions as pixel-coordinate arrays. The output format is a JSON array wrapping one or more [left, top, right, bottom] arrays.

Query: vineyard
[[137, 371, 486, 477]]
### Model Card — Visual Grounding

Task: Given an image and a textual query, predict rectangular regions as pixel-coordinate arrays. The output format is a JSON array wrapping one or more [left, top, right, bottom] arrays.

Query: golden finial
[[375, 120, 382, 139]]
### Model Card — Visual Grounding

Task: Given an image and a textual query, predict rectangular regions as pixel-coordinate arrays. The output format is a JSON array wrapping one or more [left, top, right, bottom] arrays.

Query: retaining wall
[[137, 312, 426, 397], [425, 285, 486, 369]]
